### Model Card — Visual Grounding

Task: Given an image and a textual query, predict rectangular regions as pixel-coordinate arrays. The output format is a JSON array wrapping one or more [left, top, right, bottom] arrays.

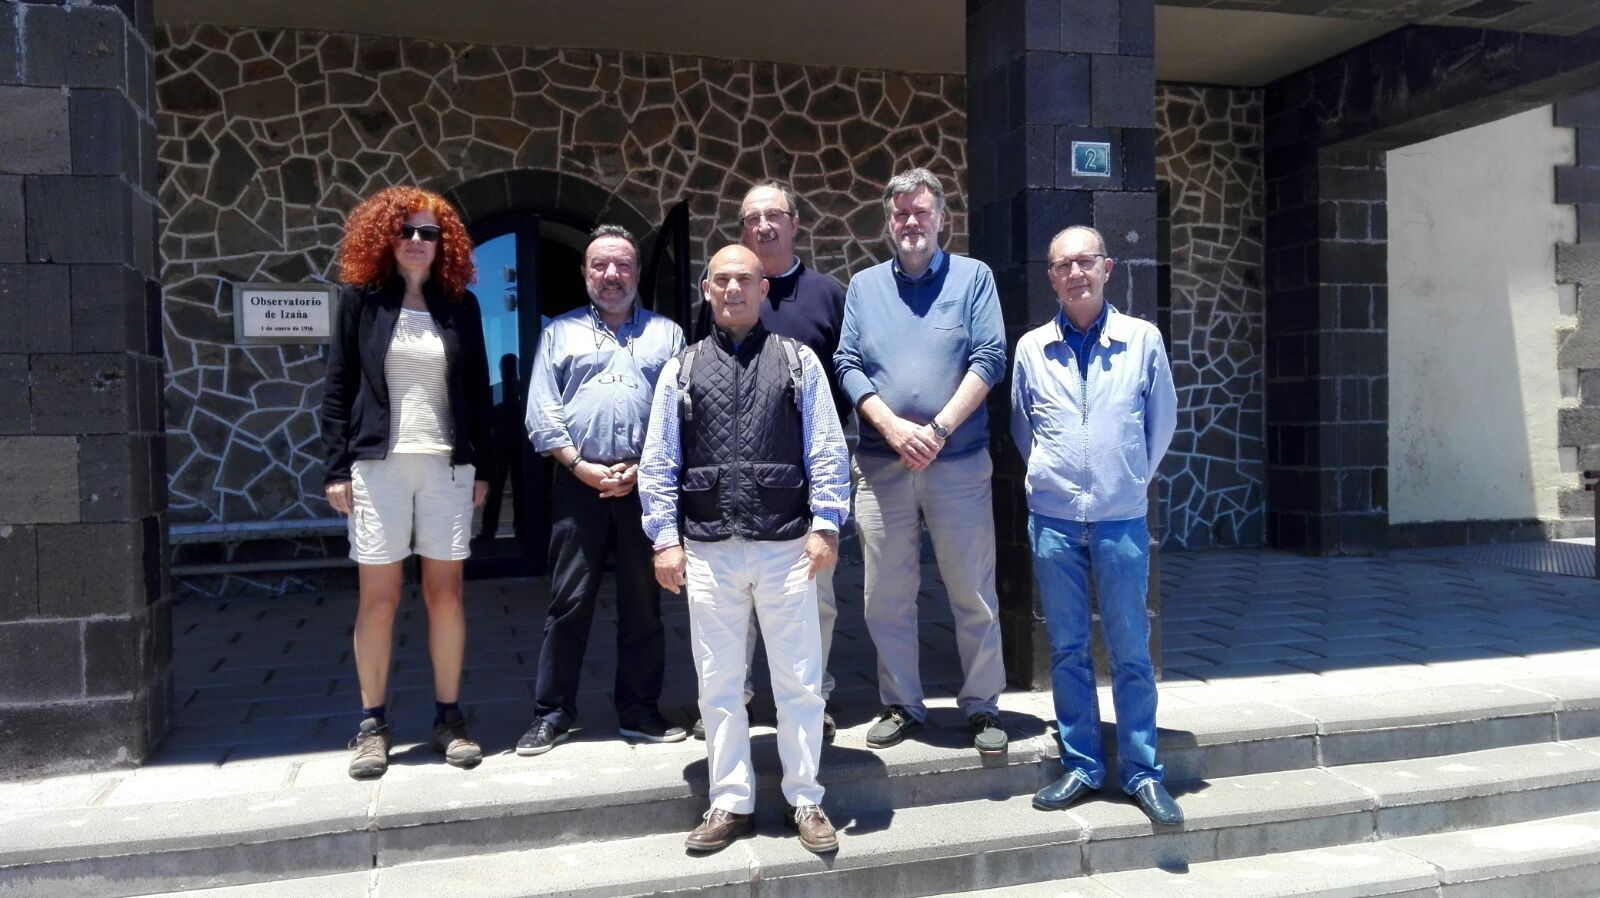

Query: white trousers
[[743, 560, 837, 703], [855, 449, 1005, 721], [685, 536, 826, 813]]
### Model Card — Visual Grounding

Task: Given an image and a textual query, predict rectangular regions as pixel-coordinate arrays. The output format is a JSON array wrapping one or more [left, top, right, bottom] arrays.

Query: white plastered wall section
[[1387, 106, 1577, 525]]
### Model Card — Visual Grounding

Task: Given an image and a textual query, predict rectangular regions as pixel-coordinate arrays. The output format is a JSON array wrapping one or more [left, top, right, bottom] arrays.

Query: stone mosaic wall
[[154, 23, 968, 535], [1155, 85, 1267, 548]]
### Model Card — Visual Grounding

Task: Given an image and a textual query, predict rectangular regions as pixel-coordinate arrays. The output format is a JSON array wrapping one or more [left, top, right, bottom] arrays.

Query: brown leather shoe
[[684, 808, 752, 853], [787, 803, 839, 854]]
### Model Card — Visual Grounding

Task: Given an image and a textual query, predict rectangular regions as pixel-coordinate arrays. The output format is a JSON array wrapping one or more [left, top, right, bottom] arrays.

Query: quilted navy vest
[[677, 323, 809, 542]]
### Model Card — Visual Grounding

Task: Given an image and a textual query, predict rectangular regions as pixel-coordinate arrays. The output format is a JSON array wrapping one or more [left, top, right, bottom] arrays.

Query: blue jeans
[[1028, 513, 1161, 793]]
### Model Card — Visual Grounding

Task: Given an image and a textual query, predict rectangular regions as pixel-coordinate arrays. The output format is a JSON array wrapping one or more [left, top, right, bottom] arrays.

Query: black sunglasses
[[398, 224, 443, 242]]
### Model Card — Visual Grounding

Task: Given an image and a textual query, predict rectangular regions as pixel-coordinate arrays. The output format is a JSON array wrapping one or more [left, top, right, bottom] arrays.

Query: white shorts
[[347, 455, 474, 564]]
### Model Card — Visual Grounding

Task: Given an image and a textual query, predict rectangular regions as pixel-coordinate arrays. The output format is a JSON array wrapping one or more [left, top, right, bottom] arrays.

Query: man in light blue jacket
[[1010, 225, 1181, 826]]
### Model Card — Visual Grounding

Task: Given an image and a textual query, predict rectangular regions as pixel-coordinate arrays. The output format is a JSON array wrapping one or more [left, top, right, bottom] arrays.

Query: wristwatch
[[930, 419, 951, 442]]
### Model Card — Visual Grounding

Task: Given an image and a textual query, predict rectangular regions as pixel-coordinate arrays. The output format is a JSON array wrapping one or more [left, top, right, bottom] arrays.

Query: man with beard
[[834, 167, 1009, 755], [519, 224, 688, 755]]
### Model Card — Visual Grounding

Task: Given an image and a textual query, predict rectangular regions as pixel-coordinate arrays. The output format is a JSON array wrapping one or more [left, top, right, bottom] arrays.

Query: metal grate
[[1398, 539, 1596, 578]]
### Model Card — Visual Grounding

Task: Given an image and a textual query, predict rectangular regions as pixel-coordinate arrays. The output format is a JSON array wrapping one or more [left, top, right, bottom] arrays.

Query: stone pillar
[[1263, 85, 1390, 554], [1556, 91, 1600, 519], [966, 0, 1159, 688], [0, 0, 170, 777]]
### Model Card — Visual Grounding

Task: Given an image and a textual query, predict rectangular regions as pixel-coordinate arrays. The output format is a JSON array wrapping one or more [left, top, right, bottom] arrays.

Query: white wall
[[1387, 106, 1575, 524]]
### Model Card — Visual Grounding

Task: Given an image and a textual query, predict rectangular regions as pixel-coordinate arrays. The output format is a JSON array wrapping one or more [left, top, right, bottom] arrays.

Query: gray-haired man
[[834, 168, 1009, 755]]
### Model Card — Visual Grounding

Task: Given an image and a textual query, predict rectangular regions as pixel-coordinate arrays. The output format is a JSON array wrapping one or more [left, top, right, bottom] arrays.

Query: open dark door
[[466, 214, 549, 578], [640, 201, 694, 334]]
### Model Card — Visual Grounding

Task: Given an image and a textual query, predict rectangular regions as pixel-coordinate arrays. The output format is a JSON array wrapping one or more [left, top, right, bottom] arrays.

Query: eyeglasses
[[1049, 254, 1107, 275], [740, 209, 794, 229], [594, 373, 638, 387], [398, 225, 442, 242]]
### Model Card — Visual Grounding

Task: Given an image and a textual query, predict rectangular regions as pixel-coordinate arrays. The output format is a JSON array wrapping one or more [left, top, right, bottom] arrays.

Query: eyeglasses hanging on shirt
[[589, 303, 640, 357]]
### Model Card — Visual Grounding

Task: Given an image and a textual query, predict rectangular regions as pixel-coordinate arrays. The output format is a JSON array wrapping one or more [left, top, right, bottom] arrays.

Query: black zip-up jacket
[[319, 276, 494, 486]]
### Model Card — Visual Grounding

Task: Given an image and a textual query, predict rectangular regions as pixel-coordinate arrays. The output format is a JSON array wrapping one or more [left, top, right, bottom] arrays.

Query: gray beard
[[587, 286, 638, 318]]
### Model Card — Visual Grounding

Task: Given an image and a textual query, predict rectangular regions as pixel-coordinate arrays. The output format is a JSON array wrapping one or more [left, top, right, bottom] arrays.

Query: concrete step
[[10, 736, 1600, 898], [950, 809, 1600, 898]]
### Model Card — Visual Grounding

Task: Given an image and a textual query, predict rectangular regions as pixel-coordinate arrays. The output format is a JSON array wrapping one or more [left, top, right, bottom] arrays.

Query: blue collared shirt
[[524, 304, 685, 464], [638, 334, 851, 550], [834, 248, 1007, 459], [1010, 304, 1177, 524], [1061, 304, 1108, 380]]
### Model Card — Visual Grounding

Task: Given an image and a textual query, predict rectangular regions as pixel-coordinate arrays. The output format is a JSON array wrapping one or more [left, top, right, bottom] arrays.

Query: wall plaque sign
[[1071, 141, 1113, 177], [232, 282, 335, 344]]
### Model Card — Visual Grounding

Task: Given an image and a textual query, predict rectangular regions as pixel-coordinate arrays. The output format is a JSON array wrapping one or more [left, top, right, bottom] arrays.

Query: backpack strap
[[778, 336, 804, 409], [676, 345, 699, 422]]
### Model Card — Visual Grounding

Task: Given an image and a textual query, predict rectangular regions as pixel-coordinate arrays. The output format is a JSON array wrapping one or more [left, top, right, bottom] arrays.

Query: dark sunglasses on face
[[398, 224, 443, 242]]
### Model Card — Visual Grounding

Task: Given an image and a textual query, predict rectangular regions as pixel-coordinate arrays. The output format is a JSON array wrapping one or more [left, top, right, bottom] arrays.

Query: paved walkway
[[6, 547, 1600, 809]]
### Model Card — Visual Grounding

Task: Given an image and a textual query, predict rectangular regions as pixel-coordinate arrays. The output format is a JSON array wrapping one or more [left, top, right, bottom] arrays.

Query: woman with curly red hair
[[320, 186, 493, 778]]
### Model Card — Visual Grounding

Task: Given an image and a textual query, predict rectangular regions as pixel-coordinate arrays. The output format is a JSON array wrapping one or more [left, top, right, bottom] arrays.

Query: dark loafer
[[1033, 772, 1095, 811], [685, 808, 753, 853], [865, 705, 922, 749], [1133, 780, 1184, 826]]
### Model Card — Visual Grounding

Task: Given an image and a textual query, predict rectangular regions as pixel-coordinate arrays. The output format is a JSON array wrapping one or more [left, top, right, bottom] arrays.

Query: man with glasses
[[519, 224, 688, 755], [691, 180, 849, 739], [834, 167, 1009, 755], [1012, 226, 1181, 826]]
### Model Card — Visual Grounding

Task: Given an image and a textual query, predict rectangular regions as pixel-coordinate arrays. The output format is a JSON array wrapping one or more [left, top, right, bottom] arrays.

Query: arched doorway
[[442, 171, 693, 576]]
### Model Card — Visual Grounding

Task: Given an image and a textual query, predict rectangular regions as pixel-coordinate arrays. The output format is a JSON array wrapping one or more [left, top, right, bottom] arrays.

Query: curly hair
[[337, 186, 476, 299]]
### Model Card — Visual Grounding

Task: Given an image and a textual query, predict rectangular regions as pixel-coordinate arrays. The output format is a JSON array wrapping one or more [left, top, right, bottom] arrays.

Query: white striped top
[[385, 308, 453, 456]]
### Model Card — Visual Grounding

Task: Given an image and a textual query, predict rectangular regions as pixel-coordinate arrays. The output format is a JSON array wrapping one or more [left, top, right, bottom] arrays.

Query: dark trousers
[[533, 471, 664, 730]]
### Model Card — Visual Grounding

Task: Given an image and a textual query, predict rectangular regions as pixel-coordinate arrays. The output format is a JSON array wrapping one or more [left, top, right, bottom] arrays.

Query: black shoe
[[1133, 780, 1184, 826], [822, 710, 837, 741], [692, 702, 752, 741], [865, 705, 922, 749], [620, 712, 687, 744], [970, 711, 1006, 754], [1033, 773, 1095, 811], [516, 719, 568, 757]]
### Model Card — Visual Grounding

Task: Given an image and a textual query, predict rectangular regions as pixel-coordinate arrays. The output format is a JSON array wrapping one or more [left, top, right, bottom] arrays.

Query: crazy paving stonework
[[154, 24, 968, 539], [1155, 86, 1267, 549]]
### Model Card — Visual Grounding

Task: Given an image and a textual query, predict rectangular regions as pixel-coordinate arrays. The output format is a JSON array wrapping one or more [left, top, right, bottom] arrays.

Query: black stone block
[[78, 433, 153, 522], [1018, 51, 1090, 128], [0, 177, 21, 264], [21, 4, 128, 90], [0, 7, 17, 84], [0, 620, 82, 702], [1124, 260, 1157, 322], [1119, 0, 1154, 57], [1557, 164, 1600, 205], [84, 614, 149, 697], [0, 263, 70, 353], [1319, 240, 1386, 286], [29, 352, 136, 435], [69, 89, 138, 181], [0, 354, 27, 435], [1015, 189, 1093, 265], [1319, 165, 1386, 202], [69, 263, 146, 353], [0, 524, 37, 623], [36, 520, 147, 617], [1092, 189, 1156, 262], [0, 696, 150, 777], [24, 176, 134, 264], [1059, 0, 1119, 54], [1091, 54, 1153, 129], [1122, 129, 1155, 190]]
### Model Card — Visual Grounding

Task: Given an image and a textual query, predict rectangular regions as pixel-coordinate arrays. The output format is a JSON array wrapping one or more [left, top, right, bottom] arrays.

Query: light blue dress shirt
[[524, 304, 685, 464], [638, 335, 851, 550], [1010, 304, 1177, 524]]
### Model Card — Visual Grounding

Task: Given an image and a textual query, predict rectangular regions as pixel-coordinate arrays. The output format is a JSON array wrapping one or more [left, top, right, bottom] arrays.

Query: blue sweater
[[835, 250, 1007, 459]]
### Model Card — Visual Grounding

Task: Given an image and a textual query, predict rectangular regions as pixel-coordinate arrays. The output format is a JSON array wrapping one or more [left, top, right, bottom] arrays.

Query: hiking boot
[[684, 808, 752, 853], [516, 718, 568, 757], [865, 705, 922, 749], [787, 803, 839, 854], [347, 717, 392, 779], [431, 709, 483, 768], [970, 711, 1007, 754], [620, 712, 687, 744]]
